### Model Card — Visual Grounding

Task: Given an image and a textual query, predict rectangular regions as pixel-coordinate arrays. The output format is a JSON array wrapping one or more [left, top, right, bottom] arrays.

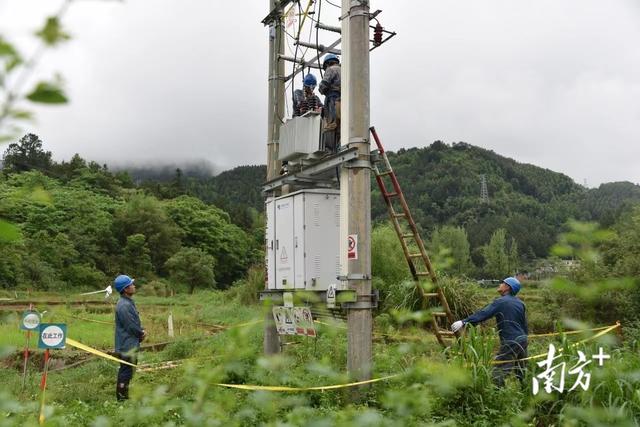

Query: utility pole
[[264, 0, 285, 355], [343, 0, 372, 383]]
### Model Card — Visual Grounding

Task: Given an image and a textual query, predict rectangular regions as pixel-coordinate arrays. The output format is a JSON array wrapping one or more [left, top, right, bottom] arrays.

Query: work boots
[[116, 382, 129, 401]]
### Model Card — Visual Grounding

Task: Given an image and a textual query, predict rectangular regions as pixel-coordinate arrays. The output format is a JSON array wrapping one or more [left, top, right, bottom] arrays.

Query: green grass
[[2, 288, 639, 426]]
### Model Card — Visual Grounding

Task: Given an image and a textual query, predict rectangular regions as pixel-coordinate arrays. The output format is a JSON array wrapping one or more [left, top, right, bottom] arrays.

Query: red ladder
[[370, 126, 457, 346]]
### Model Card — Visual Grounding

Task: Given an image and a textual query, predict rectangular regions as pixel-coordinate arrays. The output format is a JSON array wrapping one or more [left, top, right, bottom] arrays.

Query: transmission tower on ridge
[[480, 174, 489, 203]]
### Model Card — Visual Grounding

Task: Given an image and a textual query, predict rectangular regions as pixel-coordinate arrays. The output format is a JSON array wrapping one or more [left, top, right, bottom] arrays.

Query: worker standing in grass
[[318, 54, 341, 153], [451, 277, 528, 386], [114, 274, 146, 401]]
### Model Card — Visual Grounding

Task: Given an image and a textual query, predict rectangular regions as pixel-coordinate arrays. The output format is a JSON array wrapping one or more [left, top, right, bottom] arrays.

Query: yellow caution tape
[[64, 314, 113, 325], [490, 323, 620, 366], [66, 338, 137, 367], [224, 319, 263, 329], [215, 374, 400, 392], [317, 318, 621, 342], [528, 324, 615, 338]]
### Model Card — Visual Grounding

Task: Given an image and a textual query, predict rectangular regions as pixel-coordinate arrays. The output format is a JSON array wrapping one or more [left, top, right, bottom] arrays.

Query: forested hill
[[0, 135, 263, 291], [177, 141, 640, 262], [375, 142, 586, 259], [3, 133, 640, 290]]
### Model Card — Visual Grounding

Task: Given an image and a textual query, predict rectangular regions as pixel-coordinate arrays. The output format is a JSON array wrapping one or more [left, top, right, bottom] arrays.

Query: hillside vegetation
[[0, 135, 262, 292]]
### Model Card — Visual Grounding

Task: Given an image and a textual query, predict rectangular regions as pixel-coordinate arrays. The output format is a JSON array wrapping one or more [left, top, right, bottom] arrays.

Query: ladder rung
[[401, 233, 414, 239], [423, 293, 439, 298], [409, 253, 423, 258], [393, 213, 406, 218], [416, 272, 430, 276], [377, 170, 393, 177], [432, 312, 448, 317], [437, 330, 455, 336], [383, 192, 398, 198]]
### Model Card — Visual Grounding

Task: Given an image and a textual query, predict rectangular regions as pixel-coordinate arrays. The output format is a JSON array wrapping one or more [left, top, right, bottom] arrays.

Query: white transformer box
[[266, 189, 340, 290], [278, 114, 323, 161]]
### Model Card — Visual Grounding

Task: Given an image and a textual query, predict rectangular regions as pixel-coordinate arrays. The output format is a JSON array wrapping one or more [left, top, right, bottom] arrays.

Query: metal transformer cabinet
[[277, 114, 322, 161], [265, 189, 340, 291]]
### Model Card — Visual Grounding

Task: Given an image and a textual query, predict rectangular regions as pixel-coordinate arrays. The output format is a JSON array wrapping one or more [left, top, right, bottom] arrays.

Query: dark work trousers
[[322, 94, 341, 152], [117, 353, 138, 385], [493, 340, 528, 386]]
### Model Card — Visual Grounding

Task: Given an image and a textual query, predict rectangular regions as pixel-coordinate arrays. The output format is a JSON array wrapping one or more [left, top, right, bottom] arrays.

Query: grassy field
[[1, 282, 637, 426]]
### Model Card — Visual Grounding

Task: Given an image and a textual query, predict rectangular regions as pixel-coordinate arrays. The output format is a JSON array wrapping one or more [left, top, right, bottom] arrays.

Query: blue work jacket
[[463, 294, 528, 344], [115, 296, 143, 353]]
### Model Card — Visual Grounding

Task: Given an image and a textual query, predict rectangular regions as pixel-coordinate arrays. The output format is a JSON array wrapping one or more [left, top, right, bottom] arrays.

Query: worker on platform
[[293, 73, 323, 117], [114, 274, 146, 400], [282, 74, 324, 175], [318, 53, 341, 153], [451, 277, 528, 386]]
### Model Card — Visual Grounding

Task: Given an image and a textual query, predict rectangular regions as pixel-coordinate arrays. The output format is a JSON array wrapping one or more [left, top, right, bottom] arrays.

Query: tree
[[372, 224, 410, 286], [604, 206, 640, 276], [113, 194, 182, 273], [164, 196, 254, 286], [165, 247, 216, 293], [507, 237, 519, 275], [2, 134, 52, 173], [482, 228, 510, 278], [430, 225, 473, 275], [123, 233, 153, 278]]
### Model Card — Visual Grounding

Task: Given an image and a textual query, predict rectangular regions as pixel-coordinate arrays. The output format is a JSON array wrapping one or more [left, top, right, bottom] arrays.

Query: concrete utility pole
[[264, 0, 285, 355], [343, 0, 372, 382]]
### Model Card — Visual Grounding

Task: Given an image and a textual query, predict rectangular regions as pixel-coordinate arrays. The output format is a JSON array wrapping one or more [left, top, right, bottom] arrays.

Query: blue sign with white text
[[38, 323, 67, 349]]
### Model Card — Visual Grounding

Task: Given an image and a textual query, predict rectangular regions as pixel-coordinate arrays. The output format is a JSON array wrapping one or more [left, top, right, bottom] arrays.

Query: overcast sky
[[1, 0, 639, 186]]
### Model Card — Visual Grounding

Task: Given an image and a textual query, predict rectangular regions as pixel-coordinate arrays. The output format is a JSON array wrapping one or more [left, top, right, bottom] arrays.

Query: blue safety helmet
[[502, 277, 521, 295], [303, 73, 317, 87], [322, 53, 339, 69], [114, 275, 134, 293]]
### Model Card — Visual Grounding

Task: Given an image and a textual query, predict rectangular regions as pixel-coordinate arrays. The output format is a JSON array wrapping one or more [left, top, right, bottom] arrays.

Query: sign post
[[37, 323, 66, 425], [20, 305, 40, 389]]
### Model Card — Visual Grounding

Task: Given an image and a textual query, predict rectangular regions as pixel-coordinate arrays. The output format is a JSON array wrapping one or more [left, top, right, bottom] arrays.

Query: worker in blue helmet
[[451, 277, 528, 386], [318, 54, 341, 153], [292, 73, 323, 118], [113, 274, 146, 400]]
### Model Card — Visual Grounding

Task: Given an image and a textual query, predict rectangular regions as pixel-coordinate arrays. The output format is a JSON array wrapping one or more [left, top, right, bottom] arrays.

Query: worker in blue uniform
[[318, 54, 341, 153], [451, 277, 528, 385], [113, 274, 146, 400]]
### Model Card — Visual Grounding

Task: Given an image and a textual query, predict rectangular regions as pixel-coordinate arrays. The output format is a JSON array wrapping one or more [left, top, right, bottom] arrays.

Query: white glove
[[451, 320, 465, 333], [105, 285, 113, 299]]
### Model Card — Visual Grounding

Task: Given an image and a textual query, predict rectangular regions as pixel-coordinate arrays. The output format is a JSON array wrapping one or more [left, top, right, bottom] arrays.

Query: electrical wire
[[291, 1, 302, 104], [324, 0, 340, 8], [315, 0, 323, 79]]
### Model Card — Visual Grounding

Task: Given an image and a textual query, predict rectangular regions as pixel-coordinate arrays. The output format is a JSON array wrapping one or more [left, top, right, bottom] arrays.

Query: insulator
[[299, 98, 309, 114], [307, 96, 317, 111], [373, 22, 383, 47]]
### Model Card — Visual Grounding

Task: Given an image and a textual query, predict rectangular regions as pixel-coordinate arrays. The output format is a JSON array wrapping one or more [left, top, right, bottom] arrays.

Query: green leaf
[[26, 81, 68, 104], [0, 37, 19, 57], [0, 218, 21, 243], [35, 17, 71, 46], [0, 37, 22, 72], [9, 109, 34, 121], [5, 55, 22, 72]]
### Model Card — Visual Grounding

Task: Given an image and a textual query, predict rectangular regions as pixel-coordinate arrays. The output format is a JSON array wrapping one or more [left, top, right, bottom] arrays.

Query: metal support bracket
[[342, 159, 372, 170], [342, 290, 378, 309], [348, 137, 369, 144], [337, 274, 371, 281]]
